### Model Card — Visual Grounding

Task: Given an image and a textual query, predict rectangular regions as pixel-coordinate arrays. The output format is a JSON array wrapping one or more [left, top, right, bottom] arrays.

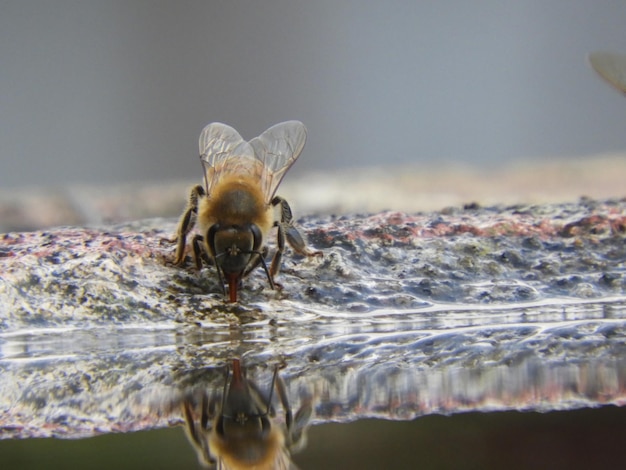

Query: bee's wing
[[249, 121, 307, 202], [199, 122, 257, 195], [588, 52, 626, 95]]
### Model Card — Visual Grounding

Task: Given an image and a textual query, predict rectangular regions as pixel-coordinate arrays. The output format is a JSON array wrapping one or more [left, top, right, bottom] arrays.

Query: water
[[1, 298, 625, 468]]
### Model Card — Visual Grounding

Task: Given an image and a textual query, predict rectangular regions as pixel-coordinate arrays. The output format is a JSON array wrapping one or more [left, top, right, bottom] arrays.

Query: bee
[[174, 120, 322, 302], [588, 52, 626, 95], [182, 359, 312, 469]]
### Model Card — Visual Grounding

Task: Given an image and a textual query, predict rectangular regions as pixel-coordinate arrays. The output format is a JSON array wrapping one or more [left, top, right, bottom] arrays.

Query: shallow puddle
[[1, 297, 625, 468]]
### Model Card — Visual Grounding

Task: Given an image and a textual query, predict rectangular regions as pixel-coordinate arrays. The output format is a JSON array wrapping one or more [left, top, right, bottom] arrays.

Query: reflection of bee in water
[[182, 359, 312, 469], [174, 121, 322, 302]]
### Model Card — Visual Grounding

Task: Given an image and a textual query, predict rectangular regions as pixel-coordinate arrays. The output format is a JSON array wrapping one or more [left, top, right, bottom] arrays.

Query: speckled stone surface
[[1, 198, 626, 329]]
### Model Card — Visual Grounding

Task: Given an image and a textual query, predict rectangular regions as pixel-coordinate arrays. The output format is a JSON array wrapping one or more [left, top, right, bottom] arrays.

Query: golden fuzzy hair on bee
[[198, 174, 273, 235], [208, 425, 287, 470]]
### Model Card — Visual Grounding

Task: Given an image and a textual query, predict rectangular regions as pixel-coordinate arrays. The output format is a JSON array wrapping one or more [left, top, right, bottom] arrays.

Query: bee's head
[[220, 359, 270, 436], [211, 359, 275, 465], [207, 224, 263, 302]]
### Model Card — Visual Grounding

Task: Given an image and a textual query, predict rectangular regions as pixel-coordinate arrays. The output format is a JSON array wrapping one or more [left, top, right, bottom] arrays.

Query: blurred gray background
[[1, 0, 626, 190]]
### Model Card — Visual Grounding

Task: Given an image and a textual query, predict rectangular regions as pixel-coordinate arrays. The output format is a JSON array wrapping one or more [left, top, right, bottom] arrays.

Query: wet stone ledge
[[0, 197, 625, 330], [2, 198, 626, 438]]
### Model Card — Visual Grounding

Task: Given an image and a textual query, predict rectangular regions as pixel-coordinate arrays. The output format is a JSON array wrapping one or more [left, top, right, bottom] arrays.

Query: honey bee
[[174, 120, 322, 302], [588, 52, 626, 95], [182, 359, 312, 469]]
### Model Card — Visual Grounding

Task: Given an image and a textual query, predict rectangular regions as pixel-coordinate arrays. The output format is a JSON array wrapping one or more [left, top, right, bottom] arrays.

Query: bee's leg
[[206, 225, 229, 297], [288, 398, 313, 453], [285, 225, 323, 257], [191, 234, 211, 271], [270, 219, 286, 278], [182, 400, 203, 448], [273, 366, 292, 427], [241, 225, 275, 290], [220, 362, 231, 412], [215, 265, 226, 296], [272, 365, 312, 452], [182, 397, 216, 466], [174, 184, 205, 265], [258, 254, 275, 290], [270, 196, 323, 277]]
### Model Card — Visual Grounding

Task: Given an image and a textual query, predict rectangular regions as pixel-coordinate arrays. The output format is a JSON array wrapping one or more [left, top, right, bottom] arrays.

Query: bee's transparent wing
[[198, 122, 256, 195], [589, 52, 626, 95], [249, 121, 307, 202]]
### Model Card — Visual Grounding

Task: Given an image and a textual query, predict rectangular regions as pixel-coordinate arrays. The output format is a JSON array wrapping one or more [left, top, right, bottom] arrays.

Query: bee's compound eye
[[206, 224, 220, 256], [249, 224, 263, 251]]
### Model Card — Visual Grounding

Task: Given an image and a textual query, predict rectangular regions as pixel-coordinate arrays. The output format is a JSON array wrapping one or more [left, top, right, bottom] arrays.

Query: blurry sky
[[1, 1, 626, 189]]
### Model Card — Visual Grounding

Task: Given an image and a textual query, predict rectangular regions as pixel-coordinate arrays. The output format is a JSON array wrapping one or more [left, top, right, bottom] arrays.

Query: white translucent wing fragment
[[198, 122, 255, 195], [249, 121, 307, 202], [588, 52, 626, 95]]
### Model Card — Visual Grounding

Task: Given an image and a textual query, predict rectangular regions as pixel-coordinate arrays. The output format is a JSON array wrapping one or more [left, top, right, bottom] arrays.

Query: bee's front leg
[[272, 365, 312, 452], [174, 184, 205, 266], [191, 234, 212, 271], [270, 196, 322, 277], [181, 391, 218, 467], [243, 246, 275, 290]]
